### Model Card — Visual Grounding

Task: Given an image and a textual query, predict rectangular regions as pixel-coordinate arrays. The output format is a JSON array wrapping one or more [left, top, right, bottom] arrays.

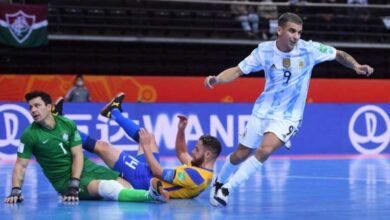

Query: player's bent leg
[[100, 92, 140, 143], [214, 154, 264, 207], [214, 133, 283, 207], [255, 132, 283, 163], [118, 178, 169, 202], [111, 108, 140, 142], [210, 144, 252, 206], [93, 140, 122, 168], [84, 179, 124, 199], [112, 152, 154, 190], [98, 180, 124, 200], [137, 134, 160, 156], [230, 144, 253, 164], [86, 179, 102, 198], [116, 176, 132, 188], [80, 132, 98, 153], [89, 179, 168, 202]]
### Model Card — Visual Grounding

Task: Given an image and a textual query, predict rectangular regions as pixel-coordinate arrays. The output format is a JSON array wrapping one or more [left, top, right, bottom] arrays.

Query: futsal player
[[204, 12, 374, 206]]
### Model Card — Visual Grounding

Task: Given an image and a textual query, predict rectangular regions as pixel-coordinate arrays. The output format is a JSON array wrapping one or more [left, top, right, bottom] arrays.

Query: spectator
[[289, 0, 307, 6], [382, 16, 390, 30], [347, 0, 370, 22], [256, 0, 278, 40], [231, 0, 259, 37], [65, 75, 91, 102]]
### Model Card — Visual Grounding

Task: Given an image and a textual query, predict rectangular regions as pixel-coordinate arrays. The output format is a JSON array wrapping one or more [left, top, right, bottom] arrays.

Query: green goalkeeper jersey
[[18, 115, 83, 183]]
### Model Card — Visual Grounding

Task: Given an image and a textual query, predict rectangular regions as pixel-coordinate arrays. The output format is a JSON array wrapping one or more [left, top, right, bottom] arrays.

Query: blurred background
[[0, 0, 388, 78]]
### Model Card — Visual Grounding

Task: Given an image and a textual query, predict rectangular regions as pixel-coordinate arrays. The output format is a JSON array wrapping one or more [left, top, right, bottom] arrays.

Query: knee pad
[[98, 180, 124, 200]]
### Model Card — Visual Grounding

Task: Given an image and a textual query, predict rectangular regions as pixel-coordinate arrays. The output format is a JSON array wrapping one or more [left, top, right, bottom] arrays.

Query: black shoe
[[100, 92, 125, 118], [52, 97, 64, 116]]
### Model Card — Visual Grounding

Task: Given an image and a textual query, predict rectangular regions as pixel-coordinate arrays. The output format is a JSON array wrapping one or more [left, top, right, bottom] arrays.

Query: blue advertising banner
[[0, 102, 389, 160]]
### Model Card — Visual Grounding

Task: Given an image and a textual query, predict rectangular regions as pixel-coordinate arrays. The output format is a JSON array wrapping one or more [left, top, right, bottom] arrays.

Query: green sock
[[118, 188, 153, 202]]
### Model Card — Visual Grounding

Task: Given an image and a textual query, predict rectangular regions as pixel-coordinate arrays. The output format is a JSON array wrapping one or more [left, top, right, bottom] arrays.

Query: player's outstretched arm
[[62, 145, 83, 202], [175, 115, 192, 165], [4, 157, 30, 203], [139, 128, 164, 179], [204, 66, 243, 89], [335, 50, 374, 77]]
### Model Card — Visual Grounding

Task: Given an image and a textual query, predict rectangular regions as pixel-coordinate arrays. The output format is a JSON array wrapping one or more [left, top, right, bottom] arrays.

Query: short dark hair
[[278, 12, 303, 27], [199, 135, 222, 159], [25, 91, 52, 105]]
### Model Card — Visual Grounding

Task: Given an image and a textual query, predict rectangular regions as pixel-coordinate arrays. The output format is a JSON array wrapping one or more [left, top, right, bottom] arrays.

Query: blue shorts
[[112, 151, 160, 190]]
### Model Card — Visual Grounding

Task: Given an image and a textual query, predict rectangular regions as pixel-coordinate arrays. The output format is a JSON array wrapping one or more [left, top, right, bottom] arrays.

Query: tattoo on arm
[[336, 50, 359, 70]]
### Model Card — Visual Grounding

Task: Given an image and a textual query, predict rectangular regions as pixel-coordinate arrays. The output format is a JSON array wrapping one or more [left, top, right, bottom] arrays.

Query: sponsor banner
[[0, 4, 48, 47], [0, 103, 389, 160], [0, 75, 389, 102]]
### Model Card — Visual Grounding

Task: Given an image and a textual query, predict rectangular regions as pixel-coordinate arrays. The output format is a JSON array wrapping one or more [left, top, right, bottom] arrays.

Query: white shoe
[[214, 185, 230, 206], [209, 180, 223, 206], [148, 178, 169, 202]]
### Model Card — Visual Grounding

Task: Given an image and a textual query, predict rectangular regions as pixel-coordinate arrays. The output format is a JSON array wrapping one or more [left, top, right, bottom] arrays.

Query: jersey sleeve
[[17, 130, 34, 159], [310, 41, 337, 65], [238, 46, 264, 74], [162, 166, 206, 188]]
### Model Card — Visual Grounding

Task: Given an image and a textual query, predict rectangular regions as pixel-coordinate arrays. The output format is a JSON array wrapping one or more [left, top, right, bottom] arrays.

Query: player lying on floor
[[52, 92, 222, 199]]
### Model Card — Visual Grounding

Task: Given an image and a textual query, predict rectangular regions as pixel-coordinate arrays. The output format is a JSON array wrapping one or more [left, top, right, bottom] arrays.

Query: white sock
[[226, 155, 263, 189], [218, 154, 239, 183]]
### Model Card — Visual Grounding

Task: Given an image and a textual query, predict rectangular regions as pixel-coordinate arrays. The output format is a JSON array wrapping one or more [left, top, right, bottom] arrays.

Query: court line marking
[[282, 175, 390, 183]]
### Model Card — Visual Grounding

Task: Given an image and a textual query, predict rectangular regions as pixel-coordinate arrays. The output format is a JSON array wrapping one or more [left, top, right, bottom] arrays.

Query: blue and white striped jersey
[[238, 39, 336, 121]]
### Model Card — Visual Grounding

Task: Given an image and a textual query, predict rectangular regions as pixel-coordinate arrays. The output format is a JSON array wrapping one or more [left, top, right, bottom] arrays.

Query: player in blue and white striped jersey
[[205, 12, 374, 207]]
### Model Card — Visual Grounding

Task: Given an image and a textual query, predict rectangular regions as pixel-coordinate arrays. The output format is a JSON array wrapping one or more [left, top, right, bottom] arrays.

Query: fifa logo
[[348, 105, 390, 154]]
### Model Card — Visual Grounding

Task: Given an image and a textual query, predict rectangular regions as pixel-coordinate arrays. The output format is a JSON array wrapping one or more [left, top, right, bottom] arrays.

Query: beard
[[191, 155, 205, 167]]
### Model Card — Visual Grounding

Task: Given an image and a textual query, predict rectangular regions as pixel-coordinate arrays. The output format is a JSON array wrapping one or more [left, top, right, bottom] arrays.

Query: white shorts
[[239, 117, 301, 149]]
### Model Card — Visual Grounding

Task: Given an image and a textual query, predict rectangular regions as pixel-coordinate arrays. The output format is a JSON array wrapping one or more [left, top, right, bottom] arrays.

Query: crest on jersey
[[283, 58, 291, 68], [62, 133, 69, 142], [319, 44, 329, 53], [298, 59, 305, 69], [177, 172, 186, 181]]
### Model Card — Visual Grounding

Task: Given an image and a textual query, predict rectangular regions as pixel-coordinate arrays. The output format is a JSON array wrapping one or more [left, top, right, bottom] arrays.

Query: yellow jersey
[[161, 163, 213, 199]]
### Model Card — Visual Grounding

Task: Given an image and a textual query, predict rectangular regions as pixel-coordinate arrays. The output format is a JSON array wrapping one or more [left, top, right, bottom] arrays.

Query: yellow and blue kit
[[161, 164, 213, 199], [112, 151, 213, 199]]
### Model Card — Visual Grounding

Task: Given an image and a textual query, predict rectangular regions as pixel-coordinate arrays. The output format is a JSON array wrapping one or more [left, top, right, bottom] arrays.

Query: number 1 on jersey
[[58, 142, 67, 155]]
